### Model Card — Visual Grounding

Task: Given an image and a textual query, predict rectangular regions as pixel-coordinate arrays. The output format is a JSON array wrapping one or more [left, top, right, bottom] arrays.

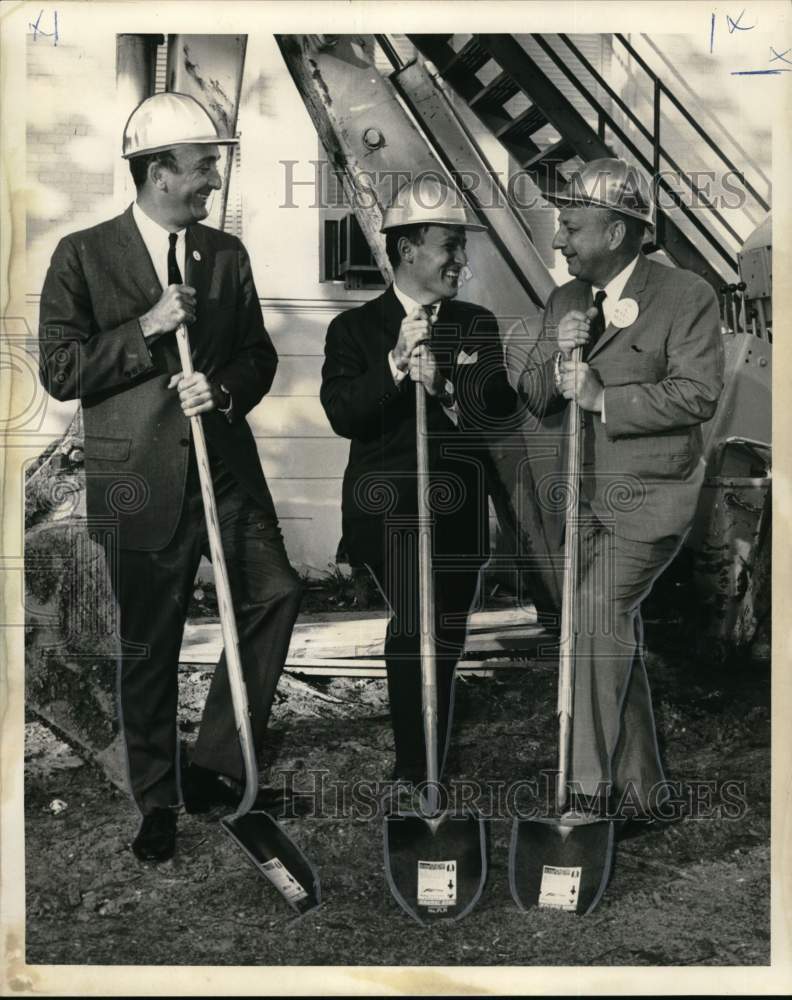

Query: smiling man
[[519, 158, 723, 826], [321, 176, 517, 792], [38, 93, 303, 863]]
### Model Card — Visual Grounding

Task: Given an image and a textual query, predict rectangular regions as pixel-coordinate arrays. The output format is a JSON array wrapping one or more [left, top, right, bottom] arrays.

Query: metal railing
[[530, 34, 745, 277]]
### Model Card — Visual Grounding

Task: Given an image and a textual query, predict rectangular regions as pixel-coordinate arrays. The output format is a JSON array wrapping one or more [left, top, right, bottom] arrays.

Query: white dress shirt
[[389, 283, 457, 424], [132, 201, 186, 290], [594, 254, 639, 326], [131, 202, 233, 419]]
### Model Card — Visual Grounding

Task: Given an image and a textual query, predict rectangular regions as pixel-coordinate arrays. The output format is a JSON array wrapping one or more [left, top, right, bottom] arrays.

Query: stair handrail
[[554, 33, 750, 243], [525, 34, 739, 275], [615, 32, 771, 211]]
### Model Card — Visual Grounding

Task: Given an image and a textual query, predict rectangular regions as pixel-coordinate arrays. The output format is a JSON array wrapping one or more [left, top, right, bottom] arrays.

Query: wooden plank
[[181, 655, 538, 679], [179, 607, 547, 668]]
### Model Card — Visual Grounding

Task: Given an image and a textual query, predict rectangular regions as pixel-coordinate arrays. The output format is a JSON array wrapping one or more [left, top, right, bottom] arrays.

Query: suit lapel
[[185, 224, 213, 307], [587, 253, 651, 361], [184, 224, 213, 365], [432, 297, 463, 380], [382, 284, 406, 351], [117, 204, 164, 309]]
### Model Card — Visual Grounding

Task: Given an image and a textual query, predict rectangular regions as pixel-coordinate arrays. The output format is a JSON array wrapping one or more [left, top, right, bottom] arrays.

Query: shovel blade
[[384, 811, 487, 926], [509, 816, 614, 915], [222, 811, 320, 917]]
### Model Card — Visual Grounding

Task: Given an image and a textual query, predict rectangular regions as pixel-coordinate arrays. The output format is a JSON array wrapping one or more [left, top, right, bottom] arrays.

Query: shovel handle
[[557, 346, 583, 810], [174, 324, 259, 817], [415, 363, 440, 809]]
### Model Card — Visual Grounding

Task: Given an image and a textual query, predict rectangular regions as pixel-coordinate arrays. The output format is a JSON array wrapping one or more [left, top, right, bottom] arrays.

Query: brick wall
[[26, 35, 116, 255]]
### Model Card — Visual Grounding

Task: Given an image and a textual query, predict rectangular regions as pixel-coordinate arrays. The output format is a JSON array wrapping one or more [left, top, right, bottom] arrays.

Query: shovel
[[384, 363, 487, 926], [508, 343, 614, 916], [175, 324, 320, 918]]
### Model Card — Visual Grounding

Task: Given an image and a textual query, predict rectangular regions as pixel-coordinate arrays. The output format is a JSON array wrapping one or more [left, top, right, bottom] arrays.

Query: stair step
[[470, 70, 519, 111], [496, 104, 548, 142], [521, 138, 576, 172], [442, 36, 491, 78], [407, 33, 453, 61]]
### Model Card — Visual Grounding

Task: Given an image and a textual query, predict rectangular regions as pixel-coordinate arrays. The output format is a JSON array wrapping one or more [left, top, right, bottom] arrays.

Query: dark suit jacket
[[38, 205, 277, 550], [519, 253, 724, 543], [321, 285, 517, 567]]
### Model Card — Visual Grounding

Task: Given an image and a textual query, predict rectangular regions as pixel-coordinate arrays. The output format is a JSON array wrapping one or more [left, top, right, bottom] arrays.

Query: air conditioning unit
[[324, 213, 386, 290]]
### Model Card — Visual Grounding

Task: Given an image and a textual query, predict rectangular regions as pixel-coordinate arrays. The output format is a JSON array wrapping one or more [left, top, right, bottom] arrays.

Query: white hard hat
[[122, 92, 238, 159], [552, 157, 655, 228], [380, 175, 486, 232]]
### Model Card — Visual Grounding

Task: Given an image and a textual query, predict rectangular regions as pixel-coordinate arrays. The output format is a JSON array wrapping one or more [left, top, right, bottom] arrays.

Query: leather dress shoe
[[182, 763, 240, 814], [132, 808, 177, 862]]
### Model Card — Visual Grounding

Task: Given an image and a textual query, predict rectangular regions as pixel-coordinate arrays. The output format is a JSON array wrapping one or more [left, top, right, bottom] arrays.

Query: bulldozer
[[24, 32, 771, 785]]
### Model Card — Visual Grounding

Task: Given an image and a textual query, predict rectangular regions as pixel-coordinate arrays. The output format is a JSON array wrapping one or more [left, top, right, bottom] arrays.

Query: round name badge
[[192, 250, 202, 262], [612, 297, 639, 328]]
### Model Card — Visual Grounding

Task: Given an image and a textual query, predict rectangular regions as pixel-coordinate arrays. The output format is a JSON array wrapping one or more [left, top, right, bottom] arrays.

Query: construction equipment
[[174, 322, 320, 918], [383, 369, 487, 927]]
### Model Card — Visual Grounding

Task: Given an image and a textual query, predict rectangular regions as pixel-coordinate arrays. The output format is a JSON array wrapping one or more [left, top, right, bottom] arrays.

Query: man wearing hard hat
[[321, 176, 517, 789], [519, 158, 723, 823], [38, 93, 303, 862]]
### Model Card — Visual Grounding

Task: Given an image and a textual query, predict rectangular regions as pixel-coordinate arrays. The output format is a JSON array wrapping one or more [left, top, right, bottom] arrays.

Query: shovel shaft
[[557, 346, 583, 811], [415, 372, 440, 811], [174, 324, 259, 817]]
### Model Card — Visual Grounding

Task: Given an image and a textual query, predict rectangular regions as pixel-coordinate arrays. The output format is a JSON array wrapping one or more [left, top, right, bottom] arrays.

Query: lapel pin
[[192, 250, 201, 262], [612, 298, 639, 328]]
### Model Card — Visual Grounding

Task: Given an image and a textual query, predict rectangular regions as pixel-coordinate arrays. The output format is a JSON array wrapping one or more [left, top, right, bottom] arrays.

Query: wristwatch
[[437, 379, 455, 408], [553, 351, 563, 390], [217, 383, 232, 415]]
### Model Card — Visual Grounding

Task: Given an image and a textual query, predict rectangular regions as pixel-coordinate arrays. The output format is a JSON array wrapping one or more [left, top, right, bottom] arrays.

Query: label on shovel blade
[[259, 857, 309, 904], [417, 860, 457, 908], [538, 864, 581, 911]]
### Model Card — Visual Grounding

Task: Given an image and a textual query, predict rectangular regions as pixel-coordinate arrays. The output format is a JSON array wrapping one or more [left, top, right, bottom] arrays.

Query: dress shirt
[[132, 201, 186, 293], [131, 202, 233, 420], [389, 283, 457, 425], [594, 254, 639, 327]]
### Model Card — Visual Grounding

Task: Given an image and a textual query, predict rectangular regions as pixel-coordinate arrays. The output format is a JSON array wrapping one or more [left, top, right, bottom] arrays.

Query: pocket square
[[457, 350, 478, 365]]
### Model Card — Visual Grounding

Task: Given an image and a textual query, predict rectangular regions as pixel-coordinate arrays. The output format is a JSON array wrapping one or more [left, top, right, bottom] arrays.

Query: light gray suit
[[520, 253, 723, 810]]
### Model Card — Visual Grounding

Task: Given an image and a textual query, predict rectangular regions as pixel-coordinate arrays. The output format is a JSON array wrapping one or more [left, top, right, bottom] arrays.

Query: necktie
[[159, 232, 184, 375], [584, 289, 607, 359], [168, 232, 182, 286]]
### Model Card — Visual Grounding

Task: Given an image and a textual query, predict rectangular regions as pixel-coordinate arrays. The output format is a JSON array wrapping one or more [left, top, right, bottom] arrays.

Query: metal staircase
[[277, 32, 771, 618], [407, 33, 769, 296]]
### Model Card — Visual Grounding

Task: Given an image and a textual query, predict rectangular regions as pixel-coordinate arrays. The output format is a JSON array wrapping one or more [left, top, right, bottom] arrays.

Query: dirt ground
[[24, 613, 770, 969]]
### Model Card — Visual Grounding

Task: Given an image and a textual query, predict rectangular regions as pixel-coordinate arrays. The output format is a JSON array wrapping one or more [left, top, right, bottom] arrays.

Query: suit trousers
[[570, 514, 680, 811], [365, 519, 483, 783], [102, 451, 303, 814]]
